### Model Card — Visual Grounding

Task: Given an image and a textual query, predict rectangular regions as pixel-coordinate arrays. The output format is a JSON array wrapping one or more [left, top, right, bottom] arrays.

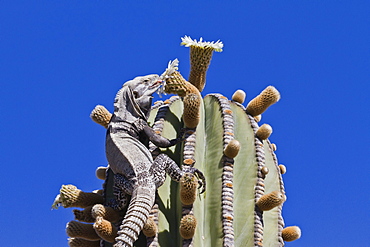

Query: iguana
[[105, 74, 205, 247]]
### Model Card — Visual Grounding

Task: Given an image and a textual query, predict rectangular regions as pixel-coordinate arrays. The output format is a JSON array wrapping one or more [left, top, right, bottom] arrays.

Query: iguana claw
[[189, 167, 206, 194]]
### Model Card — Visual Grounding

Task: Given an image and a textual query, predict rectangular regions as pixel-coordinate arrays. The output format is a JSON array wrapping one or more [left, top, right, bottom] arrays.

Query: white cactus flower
[[181, 35, 224, 52]]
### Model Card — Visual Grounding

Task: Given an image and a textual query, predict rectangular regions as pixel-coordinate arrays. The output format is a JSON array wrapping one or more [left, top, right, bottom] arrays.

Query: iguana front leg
[[141, 119, 185, 148], [151, 153, 206, 193]]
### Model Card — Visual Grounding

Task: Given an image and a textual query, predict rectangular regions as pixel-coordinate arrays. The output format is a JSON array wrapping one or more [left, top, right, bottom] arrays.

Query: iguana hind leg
[[151, 153, 183, 187], [108, 174, 134, 211]]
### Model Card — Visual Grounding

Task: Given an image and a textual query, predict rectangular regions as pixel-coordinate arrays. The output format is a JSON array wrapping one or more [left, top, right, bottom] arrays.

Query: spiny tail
[[114, 186, 155, 247]]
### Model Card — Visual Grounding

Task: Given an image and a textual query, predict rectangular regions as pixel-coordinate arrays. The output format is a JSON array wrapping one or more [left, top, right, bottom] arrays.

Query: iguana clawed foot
[[188, 167, 206, 194]]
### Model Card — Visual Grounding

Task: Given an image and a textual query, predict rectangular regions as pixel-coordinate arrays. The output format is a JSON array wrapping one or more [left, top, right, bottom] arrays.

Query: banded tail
[[114, 186, 156, 247]]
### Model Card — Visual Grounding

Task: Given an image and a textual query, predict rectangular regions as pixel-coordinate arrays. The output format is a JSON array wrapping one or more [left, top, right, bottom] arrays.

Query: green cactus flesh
[[57, 91, 290, 247], [229, 102, 258, 247], [262, 140, 285, 246], [99, 93, 286, 247], [53, 35, 301, 246]]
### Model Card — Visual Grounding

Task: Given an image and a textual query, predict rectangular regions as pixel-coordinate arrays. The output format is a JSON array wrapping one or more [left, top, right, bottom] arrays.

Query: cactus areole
[[53, 36, 301, 247]]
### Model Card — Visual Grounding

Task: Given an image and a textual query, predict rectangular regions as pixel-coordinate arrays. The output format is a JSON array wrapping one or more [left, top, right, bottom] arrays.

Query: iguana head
[[113, 74, 162, 122], [123, 74, 162, 118], [123, 74, 162, 99]]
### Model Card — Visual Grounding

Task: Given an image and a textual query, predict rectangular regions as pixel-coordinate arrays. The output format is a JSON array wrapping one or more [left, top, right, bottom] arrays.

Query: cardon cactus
[[53, 36, 301, 246]]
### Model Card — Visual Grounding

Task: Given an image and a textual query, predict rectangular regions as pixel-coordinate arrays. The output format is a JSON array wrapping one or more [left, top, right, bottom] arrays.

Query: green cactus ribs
[[52, 35, 301, 247]]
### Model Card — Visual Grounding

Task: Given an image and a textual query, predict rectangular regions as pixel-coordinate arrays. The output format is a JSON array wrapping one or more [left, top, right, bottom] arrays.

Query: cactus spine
[[53, 36, 301, 246]]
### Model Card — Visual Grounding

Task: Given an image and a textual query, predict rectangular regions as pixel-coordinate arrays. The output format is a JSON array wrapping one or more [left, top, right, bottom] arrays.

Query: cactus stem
[[264, 140, 287, 245], [55, 36, 300, 247], [147, 102, 173, 247], [247, 114, 267, 246], [181, 114, 199, 246], [210, 94, 236, 247]]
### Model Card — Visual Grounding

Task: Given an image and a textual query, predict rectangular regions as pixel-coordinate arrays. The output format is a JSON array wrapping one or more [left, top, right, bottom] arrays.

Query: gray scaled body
[[105, 75, 204, 247]]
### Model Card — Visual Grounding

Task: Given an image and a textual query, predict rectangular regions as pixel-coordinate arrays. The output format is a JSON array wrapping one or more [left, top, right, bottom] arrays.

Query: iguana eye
[[143, 79, 150, 83], [133, 91, 139, 98]]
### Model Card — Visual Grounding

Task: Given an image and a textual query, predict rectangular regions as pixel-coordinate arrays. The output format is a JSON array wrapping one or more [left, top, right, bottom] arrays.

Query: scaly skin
[[105, 75, 205, 247]]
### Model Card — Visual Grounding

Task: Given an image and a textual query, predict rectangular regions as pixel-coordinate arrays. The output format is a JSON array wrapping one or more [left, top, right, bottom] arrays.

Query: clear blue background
[[1, 1, 369, 246]]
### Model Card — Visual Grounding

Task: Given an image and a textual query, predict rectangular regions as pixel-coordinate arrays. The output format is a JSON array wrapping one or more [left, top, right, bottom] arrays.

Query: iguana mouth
[[132, 78, 162, 99], [150, 80, 163, 89]]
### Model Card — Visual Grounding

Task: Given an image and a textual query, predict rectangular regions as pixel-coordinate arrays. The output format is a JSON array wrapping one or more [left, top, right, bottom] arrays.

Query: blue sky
[[1, 1, 369, 246]]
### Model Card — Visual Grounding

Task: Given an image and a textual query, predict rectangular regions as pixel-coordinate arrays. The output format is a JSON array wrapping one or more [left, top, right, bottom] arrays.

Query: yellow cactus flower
[[224, 139, 241, 158], [179, 214, 197, 239], [66, 221, 100, 241], [254, 115, 262, 123], [68, 238, 100, 247], [73, 206, 95, 223], [256, 191, 285, 211], [90, 105, 112, 129], [160, 61, 202, 128], [52, 184, 104, 209], [95, 166, 107, 180], [180, 173, 198, 206], [271, 143, 277, 151], [163, 70, 200, 97], [142, 216, 157, 237], [282, 226, 301, 242], [279, 164, 287, 174], [91, 204, 120, 223], [261, 166, 269, 175], [232, 89, 246, 104], [183, 93, 201, 128], [93, 216, 118, 243], [256, 124, 273, 140], [181, 35, 223, 92], [246, 86, 280, 116]]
